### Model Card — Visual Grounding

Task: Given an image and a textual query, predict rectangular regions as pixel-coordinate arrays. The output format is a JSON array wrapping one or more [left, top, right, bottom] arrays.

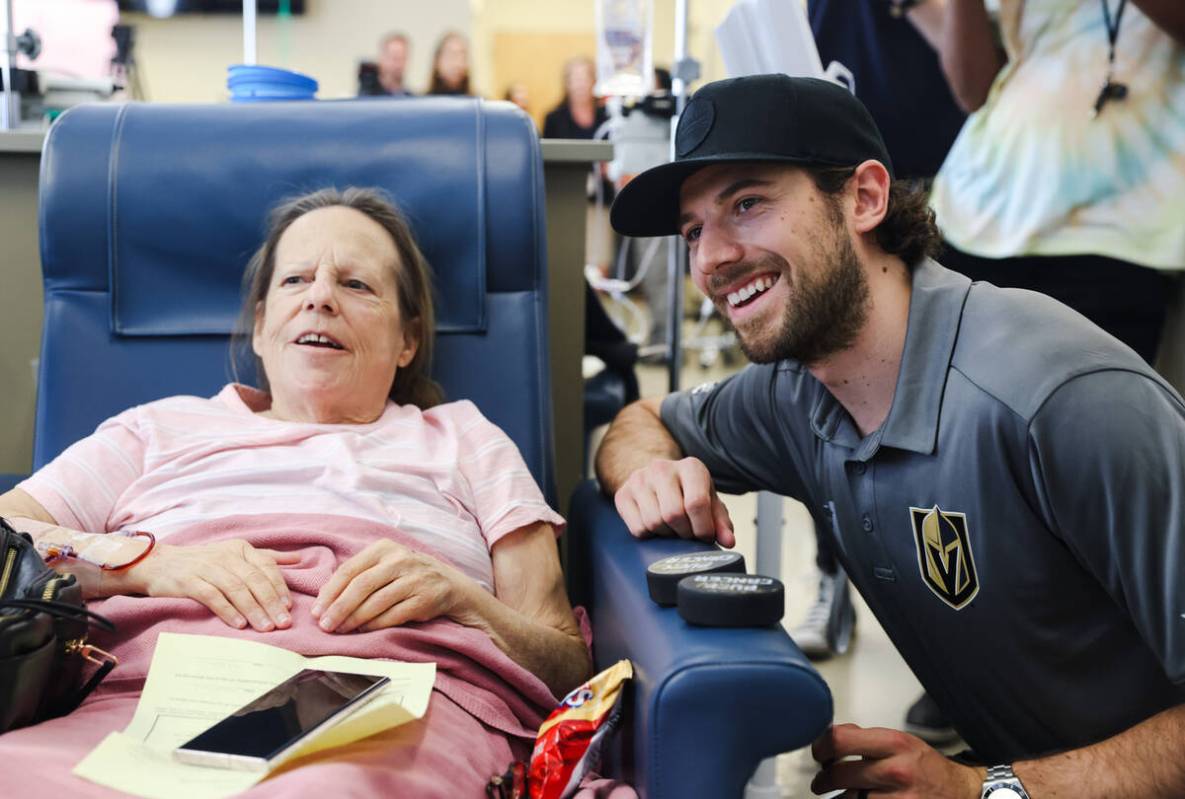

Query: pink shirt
[[19, 385, 564, 592]]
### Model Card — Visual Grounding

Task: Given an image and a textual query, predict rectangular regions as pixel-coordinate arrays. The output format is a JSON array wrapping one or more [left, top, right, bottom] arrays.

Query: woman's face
[[252, 206, 417, 422], [566, 61, 595, 102], [436, 35, 469, 88]]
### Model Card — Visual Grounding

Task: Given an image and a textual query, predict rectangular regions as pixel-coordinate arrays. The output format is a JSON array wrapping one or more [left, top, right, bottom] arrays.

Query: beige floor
[[617, 353, 933, 797]]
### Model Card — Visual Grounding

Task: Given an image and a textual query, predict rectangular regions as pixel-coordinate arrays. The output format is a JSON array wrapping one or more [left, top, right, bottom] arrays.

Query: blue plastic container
[[227, 65, 318, 102]]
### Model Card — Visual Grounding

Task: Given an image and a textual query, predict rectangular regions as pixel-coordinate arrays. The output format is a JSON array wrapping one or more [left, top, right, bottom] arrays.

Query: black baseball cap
[[610, 74, 894, 237]]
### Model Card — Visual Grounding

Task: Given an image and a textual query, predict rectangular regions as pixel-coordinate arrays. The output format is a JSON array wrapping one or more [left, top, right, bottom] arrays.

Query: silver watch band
[[982, 764, 1031, 799], [985, 765, 1016, 781]]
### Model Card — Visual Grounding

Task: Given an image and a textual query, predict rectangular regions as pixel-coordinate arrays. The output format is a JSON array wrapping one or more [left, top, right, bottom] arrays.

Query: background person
[[358, 31, 414, 97], [542, 56, 606, 140], [427, 31, 472, 97], [929, 1, 1185, 366], [504, 81, 532, 118], [540, 55, 635, 389]]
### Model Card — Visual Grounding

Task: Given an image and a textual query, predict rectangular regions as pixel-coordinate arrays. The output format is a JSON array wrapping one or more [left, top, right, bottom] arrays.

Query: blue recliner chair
[[33, 98, 831, 797]]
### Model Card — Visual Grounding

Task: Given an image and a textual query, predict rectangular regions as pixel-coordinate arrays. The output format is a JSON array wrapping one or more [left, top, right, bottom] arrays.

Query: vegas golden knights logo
[[909, 506, 979, 610]]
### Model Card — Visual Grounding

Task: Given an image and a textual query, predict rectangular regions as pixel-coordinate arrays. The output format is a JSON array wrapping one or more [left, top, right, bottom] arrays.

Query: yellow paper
[[76, 732, 263, 798], [73, 632, 435, 799]]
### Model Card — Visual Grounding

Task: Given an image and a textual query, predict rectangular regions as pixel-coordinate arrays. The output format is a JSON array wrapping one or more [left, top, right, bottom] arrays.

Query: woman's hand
[[312, 539, 474, 633], [103, 539, 299, 632]]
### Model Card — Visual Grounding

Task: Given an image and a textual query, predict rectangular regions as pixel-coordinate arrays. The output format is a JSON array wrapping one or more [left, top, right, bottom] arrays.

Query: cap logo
[[676, 97, 715, 158]]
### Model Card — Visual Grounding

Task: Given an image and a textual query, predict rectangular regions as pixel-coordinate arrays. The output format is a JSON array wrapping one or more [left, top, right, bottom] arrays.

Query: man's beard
[[722, 223, 870, 366]]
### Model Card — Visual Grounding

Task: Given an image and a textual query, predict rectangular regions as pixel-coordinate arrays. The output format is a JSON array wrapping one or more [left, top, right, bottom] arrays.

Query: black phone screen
[[178, 669, 389, 761]]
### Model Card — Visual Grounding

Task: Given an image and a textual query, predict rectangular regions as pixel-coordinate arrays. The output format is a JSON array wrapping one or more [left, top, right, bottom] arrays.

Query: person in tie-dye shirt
[[928, 0, 1185, 365]]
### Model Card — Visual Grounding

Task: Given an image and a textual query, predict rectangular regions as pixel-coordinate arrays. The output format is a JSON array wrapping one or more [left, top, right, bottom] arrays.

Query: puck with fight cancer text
[[645, 551, 747, 606], [675, 573, 785, 627]]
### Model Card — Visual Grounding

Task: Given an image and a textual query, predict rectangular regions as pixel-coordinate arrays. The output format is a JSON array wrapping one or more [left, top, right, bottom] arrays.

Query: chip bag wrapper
[[528, 659, 633, 798]]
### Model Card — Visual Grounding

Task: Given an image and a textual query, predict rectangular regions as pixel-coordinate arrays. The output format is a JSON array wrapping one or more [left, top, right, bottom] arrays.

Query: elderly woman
[[0, 188, 592, 797]]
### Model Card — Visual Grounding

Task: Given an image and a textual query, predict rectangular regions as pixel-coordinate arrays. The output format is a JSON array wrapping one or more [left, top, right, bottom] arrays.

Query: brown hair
[[428, 31, 470, 96], [805, 165, 942, 268], [236, 187, 443, 409]]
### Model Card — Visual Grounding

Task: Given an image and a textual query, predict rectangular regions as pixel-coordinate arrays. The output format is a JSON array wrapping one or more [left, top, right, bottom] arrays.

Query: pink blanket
[[0, 513, 615, 798]]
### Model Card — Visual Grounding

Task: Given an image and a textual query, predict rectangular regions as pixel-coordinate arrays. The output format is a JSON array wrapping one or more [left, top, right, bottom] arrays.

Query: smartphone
[[174, 668, 390, 771]]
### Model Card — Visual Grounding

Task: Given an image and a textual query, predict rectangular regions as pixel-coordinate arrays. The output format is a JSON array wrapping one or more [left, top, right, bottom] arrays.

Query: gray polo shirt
[[662, 259, 1185, 762]]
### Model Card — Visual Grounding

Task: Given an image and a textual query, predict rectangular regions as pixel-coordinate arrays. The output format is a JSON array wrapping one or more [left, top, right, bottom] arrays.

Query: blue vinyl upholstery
[[568, 483, 833, 797], [36, 99, 552, 499], [34, 98, 832, 796]]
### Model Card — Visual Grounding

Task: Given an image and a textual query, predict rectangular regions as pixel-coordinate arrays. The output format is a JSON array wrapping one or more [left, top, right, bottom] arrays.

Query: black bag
[[0, 517, 117, 733]]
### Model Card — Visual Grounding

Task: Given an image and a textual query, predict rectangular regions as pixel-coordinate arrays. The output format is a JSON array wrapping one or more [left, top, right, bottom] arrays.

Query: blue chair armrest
[[0, 474, 27, 494], [569, 481, 833, 798]]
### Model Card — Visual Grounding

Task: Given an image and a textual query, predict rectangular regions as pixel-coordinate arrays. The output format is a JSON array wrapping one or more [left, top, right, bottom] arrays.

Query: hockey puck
[[645, 551, 747, 606], [675, 573, 785, 627]]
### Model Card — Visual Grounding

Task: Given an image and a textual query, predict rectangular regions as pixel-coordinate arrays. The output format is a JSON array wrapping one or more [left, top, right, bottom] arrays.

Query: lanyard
[[1093, 0, 1129, 118], [1101, 0, 1128, 68]]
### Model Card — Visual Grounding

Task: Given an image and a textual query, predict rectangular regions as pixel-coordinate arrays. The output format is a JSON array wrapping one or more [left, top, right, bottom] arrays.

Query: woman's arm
[[314, 522, 593, 699], [1131, 0, 1185, 45], [935, 0, 1007, 112], [902, 0, 947, 51], [470, 522, 593, 698], [0, 488, 294, 631], [0, 488, 58, 525], [0, 488, 141, 596]]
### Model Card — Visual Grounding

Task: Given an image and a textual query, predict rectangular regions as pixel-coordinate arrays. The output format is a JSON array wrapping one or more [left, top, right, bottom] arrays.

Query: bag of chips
[[528, 659, 633, 799]]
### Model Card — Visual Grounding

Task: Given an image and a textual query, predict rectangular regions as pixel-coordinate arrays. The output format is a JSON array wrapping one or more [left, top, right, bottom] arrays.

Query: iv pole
[[242, 0, 257, 65], [1, 0, 19, 130], [664, 0, 691, 392]]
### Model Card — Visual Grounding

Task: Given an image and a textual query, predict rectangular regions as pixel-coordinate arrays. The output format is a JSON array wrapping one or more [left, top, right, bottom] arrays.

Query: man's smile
[[725, 273, 781, 309]]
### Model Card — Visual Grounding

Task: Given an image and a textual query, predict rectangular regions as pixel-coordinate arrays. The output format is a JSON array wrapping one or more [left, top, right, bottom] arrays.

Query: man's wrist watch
[[981, 764, 1031, 799]]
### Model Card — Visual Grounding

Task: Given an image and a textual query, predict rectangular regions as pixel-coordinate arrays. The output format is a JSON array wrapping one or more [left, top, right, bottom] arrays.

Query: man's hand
[[810, 723, 984, 798], [312, 539, 473, 633], [106, 539, 298, 632], [613, 456, 736, 548]]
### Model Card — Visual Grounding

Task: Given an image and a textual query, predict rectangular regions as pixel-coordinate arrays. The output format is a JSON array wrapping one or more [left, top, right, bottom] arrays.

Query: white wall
[[125, 0, 471, 102]]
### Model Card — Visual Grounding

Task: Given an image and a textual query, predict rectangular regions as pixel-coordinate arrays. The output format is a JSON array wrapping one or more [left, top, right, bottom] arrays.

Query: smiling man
[[595, 74, 1185, 799]]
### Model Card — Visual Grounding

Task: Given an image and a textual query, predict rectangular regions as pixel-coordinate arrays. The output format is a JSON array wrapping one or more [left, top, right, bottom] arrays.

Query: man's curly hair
[[805, 165, 943, 269]]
